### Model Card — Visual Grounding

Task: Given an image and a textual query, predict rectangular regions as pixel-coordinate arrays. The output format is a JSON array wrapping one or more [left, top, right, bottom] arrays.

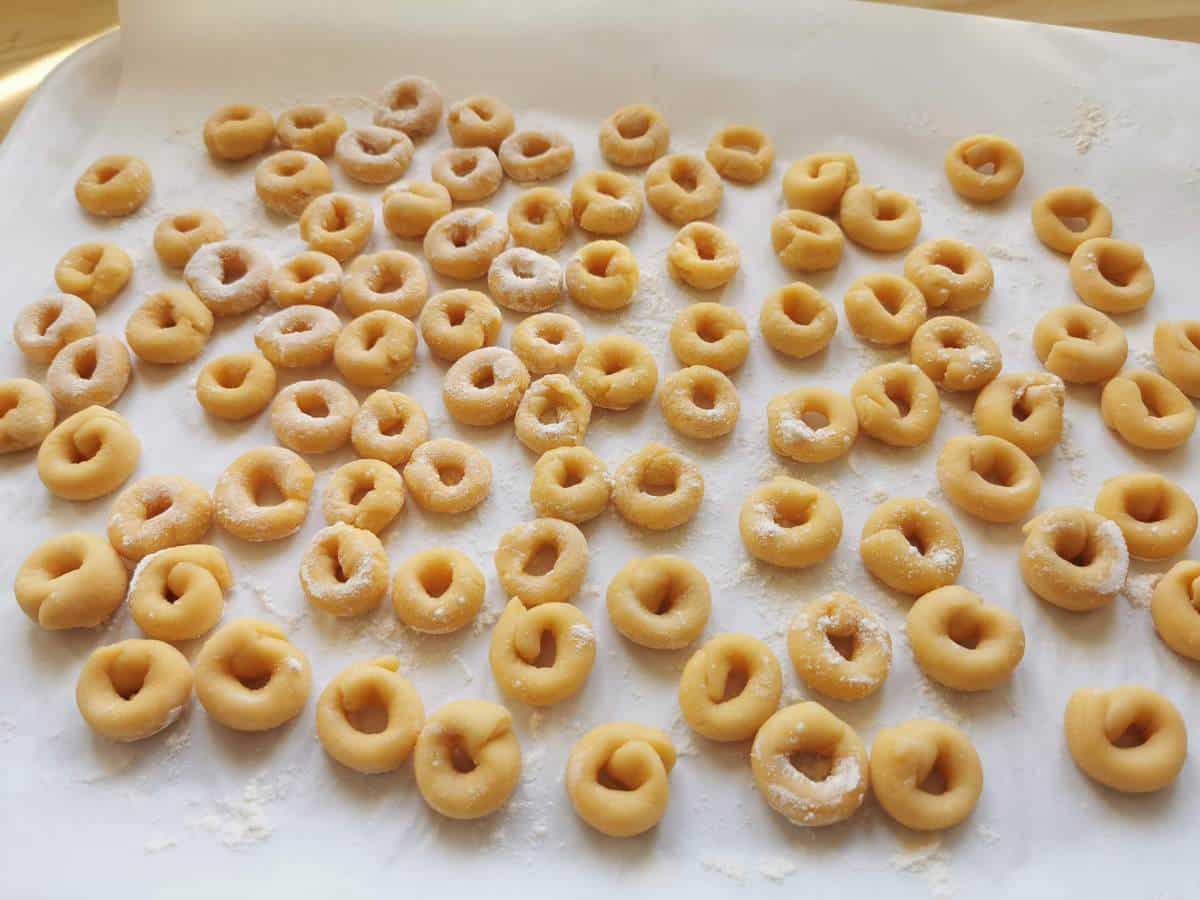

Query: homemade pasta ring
[[870, 720, 983, 830], [606, 555, 711, 650], [973, 372, 1066, 457], [767, 387, 858, 463], [1032, 186, 1112, 255], [739, 477, 843, 569], [566, 722, 676, 837], [529, 446, 611, 524], [489, 598, 596, 706], [1064, 686, 1187, 793], [759, 282, 837, 359], [782, 152, 859, 214], [76, 640, 192, 742], [842, 273, 926, 345], [839, 183, 922, 253], [413, 700, 521, 819], [316, 657, 424, 774], [943, 134, 1024, 202], [1069, 238, 1154, 314], [787, 592, 891, 701], [612, 443, 703, 531], [127, 544, 232, 642], [903, 239, 994, 312], [493, 517, 588, 607], [391, 548, 485, 634], [402, 439, 492, 514], [936, 434, 1041, 523], [1094, 472, 1197, 561], [1100, 370, 1196, 451], [910, 316, 1002, 392], [906, 586, 1025, 692], [37, 406, 140, 501], [851, 362, 941, 448], [1032, 305, 1128, 383], [678, 633, 782, 742], [859, 497, 963, 596], [213, 446, 315, 542], [1019, 507, 1129, 611], [1150, 561, 1200, 661]]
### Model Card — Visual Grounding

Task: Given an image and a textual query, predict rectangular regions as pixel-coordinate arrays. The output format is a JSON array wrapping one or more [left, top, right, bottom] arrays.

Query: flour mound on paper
[[189, 768, 298, 848], [1058, 101, 1108, 154], [1121, 572, 1160, 609], [890, 834, 957, 898]]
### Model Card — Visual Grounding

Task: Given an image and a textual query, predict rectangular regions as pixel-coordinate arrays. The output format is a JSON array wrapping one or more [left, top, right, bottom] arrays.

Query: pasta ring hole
[[973, 452, 1018, 487], [719, 666, 750, 703], [471, 365, 496, 389], [1112, 720, 1150, 749], [1097, 253, 1135, 287], [35, 304, 62, 335], [0, 394, 15, 418], [788, 750, 834, 781], [772, 494, 815, 529], [557, 460, 585, 488], [68, 435, 102, 464], [344, 689, 389, 735], [597, 764, 632, 791], [532, 630, 558, 668], [1181, 324, 1200, 350], [297, 393, 330, 419], [448, 738, 478, 773], [252, 478, 286, 508], [73, 346, 98, 380], [696, 316, 727, 343], [693, 233, 718, 261], [917, 761, 950, 796], [901, 521, 929, 555], [884, 381, 913, 417], [585, 247, 616, 277], [143, 493, 173, 520], [1126, 491, 1167, 524], [388, 87, 419, 111], [230, 652, 274, 691], [524, 201, 546, 225], [468, 100, 493, 120], [444, 301, 467, 326], [419, 559, 454, 598], [154, 304, 178, 329], [800, 409, 829, 430], [173, 214, 201, 232], [616, 111, 650, 139], [280, 318, 313, 335], [523, 541, 560, 576], [274, 159, 304, 177], [536, 322, 564, 344], [520, 135, 551, 158], [292, 110, 324, 129], [780, 290, 818, 326], [218, 250, 248, 285], [321, 203, 351, 231], [690, 383, 717, 410], [45, 548, 85, 578], [669, 160, 699, 192], [826, 630, 856, 661], [451, 156, 478, 177], [639, 578, 679, 615], [108, 656, 150, 700], [1059, 215, 1090, 234], [1054, 531, 1098, 568], [215, 362, 250, 389], [639, 463, 679, 497], [449, 223, 473, 248], [947, 611, 982, 649], [75, 247, 103, 274], [435, 460, 465, 487], [874, 196, 903, 221], [536, 402, 564, 426], [1064, 315, 1095, 340], [94, 164, 122, 185], [931, 246, 968, 275]]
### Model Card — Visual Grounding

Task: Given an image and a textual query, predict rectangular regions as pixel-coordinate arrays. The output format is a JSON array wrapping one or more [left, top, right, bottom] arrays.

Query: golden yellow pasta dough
[[782, 152, 858, 214], [350, 390, 429, 467], [739, 477, 842, 569], [936, 434, 1041, 523], [851, 362, 941, 448], [706, 125, 774, 183], [494, 517, 588, 607], [13, 294, 96, 363], [195, 352, 277, 421], [658, 365, 739, 440], [910, 316, 1002, 392], [760, 282, 837, 359], [839, 183, 921, 252], [973, 372, 1065, 457], [644, 153, 722, 225], [669, 302, 749, 372], [0, 379, 55, 453], [903, 238, 993, 312], [1064, 686, 1187, 793], [767, 387, 858, 463], [391, 547, 484, 634], [489, 598, 596, 706], [1019, 507, 1128, 612], [75, 154, 152, 217], [106, 475, 214, 561], [1094, 472, 1197, 560], [1031, 186, 1112, 255], [14, 532, 127, 629], [870, 720, 983, 830], [906, 586, 1025, 691], [213, 446, 315, 542], [612, 443, 703, 531], [1151, 561, 1200, 661], [403, 439, 492, 514], [125, 289, 214, 364], [316, 657, 424, 774], [299, 523, 390, 617], [606, 555, 710, 650], [843, 273, 926, 345], [529, 446, 611, 524], [413, 700, 521, 819], [447, 95, 515, 149], [860, 497, 963, 596], [667, 222, 740, 289], [598, 104, 670, 168], [54, 242, 133, 310], [1100, 370, 1196, 451], [678, 633, 782, 742], [37, 406, 140, 501], [203, 103, 275, 160], [76, 639, 192, 741], [943, 134, 1024, 202], [1154, 320, 1200, 398], [566, 723, 676, 837], [128, 544, 231, 642], [574, 335, 657, 410], [1032, 305, 1127, 384], [1069, 238, 1154, 314], [787, 592, 891, 701], [323, 458, 406, 534]]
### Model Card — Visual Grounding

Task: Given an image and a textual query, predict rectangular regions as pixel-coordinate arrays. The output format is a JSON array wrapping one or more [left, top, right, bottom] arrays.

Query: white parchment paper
[[2, 1, 1199, 896]]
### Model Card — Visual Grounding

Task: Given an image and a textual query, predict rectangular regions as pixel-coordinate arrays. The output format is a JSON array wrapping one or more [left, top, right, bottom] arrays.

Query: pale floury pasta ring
[[271, 379, 358, 454], [494, 517, 588, 606], [323, 458, 406, 534], [612, 443, 703, 531], [55, 242, 133, 309], [14, 532, 127, 629], [203, 103, 274, 160], [1064, 686, 1187, 793], [670, 302, 749, 372], [760, 282, 837, 359], [1033, 305, 1127, 383], [598, 104, 670, 167], [679, 634, 782, 742], [974, 372, 1066, 457], [487, 247, 563, 313], [574, 335, 657, 410], [1019, 507, 1129, 611], [153, 209, 226, 269], [870, 720, 983, 830], [570, 170, 644, 236], [1095, 472, 1197, 560], [706, 125, 774, 183], [1151, 561, 1200, 661], [936, 435, 1041, 523], [420, 290, 501, 362], [739, 477, 842, 569], [381, 180, 451, 238], [770, 210, 843, 272], [1032, 186, 1113, 254], [767, 387, 858, 463], [514, 374, 592, 454], [0, 379, 54, 453], [334, 310, 417, 388], [254, 304, 341, 368], [508, 187, 573, 252], [529, 446, 611, 524], [489, 598, 596, 706], [375, 76, 442, 138], [342, 250, 428, 318], [37, 406, 140, 501], [300, 523, 389, 617], [334, 125, 413, 184], [1101, 370, 1196, 451], [128, 544, 232, 642], [351, 390, 429, 467], [644, 153, 723, 225], [565, 240, 639, 310], [254, 150, 332, 217], [498, 129, 574, 181], [668, 222, 740, 290], [75, 154, 152, 217], [860, 497, 963, 596], [851, 362, 941, 447], [511, 312, 585, 375], [431, 147, 503, 203], [566, 723, 676, 837], [943, 134, 1024, 202], [787, 592, 892, 701], [298, 193, 374, 262], [659, 366, 739, 439], [76, 640, 192, 742], [843, 273, 927, 345], [403, 438, 492, 514], [903, 239, 994, 312], [184, 240, 273, 317], [910, 316, 1002, 391], [782, 152, 859, 214], [839, 183, 922, 252], [1070, 238, 1155, 314], [907, 586, 1025, 691], [423, 208, 509, 280], [276, 104, 346, 156], [443, 347, 531, 427], [414, 700, 521, 820], [107, 475, 214, 561], [447, 95, 515, 149], [606, 555, 711, 650], [317, 657, 424, 774], [196, 352, 277, 421], [213, 447, 315, 542], [391, 548, 484, 633], [194, 618, 311, 731], [269, 251, 342, 308], [126, 288, 214, 364], [13, 294, 96, 363], [751, 702, 869, 827], [1154, 320, 1200, 397], [46, 335, 132, 414]]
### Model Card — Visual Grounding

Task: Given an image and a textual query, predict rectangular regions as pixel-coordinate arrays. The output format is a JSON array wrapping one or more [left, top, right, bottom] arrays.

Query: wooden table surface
[[2, 1, 1198, 143]]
